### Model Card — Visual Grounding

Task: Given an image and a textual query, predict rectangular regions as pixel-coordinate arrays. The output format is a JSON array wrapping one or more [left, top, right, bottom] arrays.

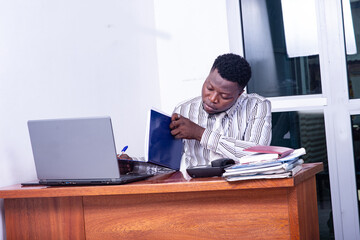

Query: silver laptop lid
[[28, 116, 120, 180]]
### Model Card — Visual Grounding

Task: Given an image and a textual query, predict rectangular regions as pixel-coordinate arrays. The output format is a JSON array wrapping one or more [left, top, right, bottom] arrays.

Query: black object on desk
[[186, 158, 235, 178]]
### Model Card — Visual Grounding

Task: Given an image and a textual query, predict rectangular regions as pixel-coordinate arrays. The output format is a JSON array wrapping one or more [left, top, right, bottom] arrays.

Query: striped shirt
[[173, 93, 272, 168]]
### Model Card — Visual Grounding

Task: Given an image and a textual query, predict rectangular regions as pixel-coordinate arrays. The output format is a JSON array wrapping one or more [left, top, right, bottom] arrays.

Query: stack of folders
[[223, 147, 306, 182]]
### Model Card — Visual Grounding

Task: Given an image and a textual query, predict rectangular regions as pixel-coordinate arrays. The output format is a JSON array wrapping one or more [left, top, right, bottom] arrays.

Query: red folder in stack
[[244, 145, 294, 159]]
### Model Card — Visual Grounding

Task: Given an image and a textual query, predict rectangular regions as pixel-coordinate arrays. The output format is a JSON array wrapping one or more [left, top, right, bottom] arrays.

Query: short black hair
[[211, 53, 252, 88]]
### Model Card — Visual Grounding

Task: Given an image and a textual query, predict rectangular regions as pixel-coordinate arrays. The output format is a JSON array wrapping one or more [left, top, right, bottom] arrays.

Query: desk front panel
[[83, 188, 291, 240], [4, 196, 85, 240]]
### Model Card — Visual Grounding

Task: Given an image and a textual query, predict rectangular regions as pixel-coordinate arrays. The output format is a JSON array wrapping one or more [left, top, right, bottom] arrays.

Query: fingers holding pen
[[117, 153, 132, 160]]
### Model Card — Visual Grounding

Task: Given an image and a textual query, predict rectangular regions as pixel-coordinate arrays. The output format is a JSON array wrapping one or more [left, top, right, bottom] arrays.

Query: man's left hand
[[170, 113, 205, 141]]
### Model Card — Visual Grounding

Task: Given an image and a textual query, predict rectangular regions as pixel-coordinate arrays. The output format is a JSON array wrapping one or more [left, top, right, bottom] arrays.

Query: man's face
[[201, 68, 243, 114]]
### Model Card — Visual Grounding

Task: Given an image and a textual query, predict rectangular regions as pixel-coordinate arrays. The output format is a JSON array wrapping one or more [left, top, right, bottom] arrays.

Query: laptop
[[26, 116, 153, 186]]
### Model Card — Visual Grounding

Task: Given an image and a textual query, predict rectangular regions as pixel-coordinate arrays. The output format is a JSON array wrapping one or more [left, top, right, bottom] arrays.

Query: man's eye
[[222, 96, 232, 100]]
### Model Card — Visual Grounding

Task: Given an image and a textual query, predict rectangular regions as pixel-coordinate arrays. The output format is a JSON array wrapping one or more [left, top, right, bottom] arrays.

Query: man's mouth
[[203, 102, 216, 113]]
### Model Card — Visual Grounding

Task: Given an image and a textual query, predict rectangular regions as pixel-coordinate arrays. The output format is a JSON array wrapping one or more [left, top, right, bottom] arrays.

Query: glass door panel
[[346, 0, 360, 99], [240, 0, 321, 97], [351, 115, 360, 224], [346, 0, 360, 230], [272, 111, 334, 239]]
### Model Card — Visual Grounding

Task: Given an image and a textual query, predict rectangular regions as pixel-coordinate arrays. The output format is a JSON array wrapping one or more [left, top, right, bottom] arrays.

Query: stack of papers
[[240, 145, 295, 164], [223, 147, 306, 182]]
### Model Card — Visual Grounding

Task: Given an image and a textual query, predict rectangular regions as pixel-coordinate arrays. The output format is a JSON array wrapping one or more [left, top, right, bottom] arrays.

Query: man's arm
[[171, 99, 272, 161], [202, 100, 272, 160]]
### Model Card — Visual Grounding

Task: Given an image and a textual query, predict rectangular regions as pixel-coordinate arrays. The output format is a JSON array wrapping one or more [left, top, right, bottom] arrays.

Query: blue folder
[[146, 109, 183, 170]]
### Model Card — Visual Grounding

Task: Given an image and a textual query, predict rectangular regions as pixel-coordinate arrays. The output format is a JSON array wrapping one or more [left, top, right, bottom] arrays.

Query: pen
[[121, 146, 128, 155]]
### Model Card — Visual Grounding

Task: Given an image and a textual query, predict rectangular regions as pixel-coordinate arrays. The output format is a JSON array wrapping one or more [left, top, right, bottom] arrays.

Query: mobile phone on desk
[[186, 158, 235, 178], [186, 166, 224, 178]]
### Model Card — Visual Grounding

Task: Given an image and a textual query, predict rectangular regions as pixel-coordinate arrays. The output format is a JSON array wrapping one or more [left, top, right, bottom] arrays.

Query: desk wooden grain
[[0, 163, 323, 240]]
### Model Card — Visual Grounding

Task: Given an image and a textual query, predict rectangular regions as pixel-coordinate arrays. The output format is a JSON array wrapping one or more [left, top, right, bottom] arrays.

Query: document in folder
[[145, 109, 183, 170]]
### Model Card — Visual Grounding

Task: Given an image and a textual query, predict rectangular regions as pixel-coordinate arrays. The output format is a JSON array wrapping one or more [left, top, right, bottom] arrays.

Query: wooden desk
[[0, 163, 322, 240]]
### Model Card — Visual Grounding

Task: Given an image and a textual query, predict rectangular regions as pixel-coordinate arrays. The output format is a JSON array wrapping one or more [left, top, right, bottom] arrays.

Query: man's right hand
[[117, 154, 132, 160]]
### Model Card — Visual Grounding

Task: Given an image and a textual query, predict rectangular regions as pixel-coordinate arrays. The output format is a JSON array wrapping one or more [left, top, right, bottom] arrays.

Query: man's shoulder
[[239, 93, 271, 110], [242, 93, 269, 103]]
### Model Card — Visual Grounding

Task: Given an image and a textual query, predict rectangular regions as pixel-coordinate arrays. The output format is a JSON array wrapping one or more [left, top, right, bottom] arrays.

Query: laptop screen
[[28, 116, 120, 180]]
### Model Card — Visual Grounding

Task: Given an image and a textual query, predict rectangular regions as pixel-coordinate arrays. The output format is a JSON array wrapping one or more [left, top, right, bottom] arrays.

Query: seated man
[[169, 53, 272, 169]]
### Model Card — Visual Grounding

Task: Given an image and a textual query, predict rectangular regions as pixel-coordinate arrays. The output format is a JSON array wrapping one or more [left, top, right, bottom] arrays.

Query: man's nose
[[209, 92, 219, 103]]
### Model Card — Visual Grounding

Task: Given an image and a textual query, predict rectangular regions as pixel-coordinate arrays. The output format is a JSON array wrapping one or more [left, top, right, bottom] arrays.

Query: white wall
[[0, 0, 231, 239], [0, 1, 160, 238], [154, 0, 230, 113]]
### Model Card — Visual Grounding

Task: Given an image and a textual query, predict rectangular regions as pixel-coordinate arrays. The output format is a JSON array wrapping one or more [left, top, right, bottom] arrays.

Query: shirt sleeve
[[200, 99, 272, 161]]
